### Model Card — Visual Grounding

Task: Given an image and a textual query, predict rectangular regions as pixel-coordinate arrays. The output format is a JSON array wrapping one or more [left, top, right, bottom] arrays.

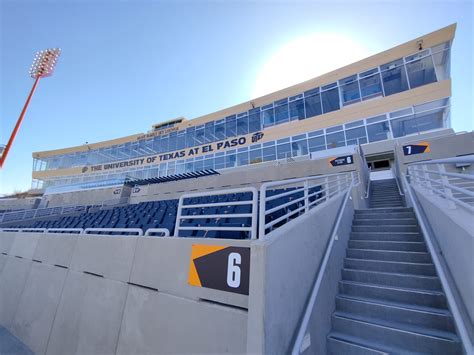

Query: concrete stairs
[[326, 180, 462, 354], [369, 179, 404, 208]]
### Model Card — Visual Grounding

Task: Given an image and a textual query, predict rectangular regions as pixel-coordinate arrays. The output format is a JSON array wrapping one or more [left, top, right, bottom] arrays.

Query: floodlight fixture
[[0, 48, 61, 169]]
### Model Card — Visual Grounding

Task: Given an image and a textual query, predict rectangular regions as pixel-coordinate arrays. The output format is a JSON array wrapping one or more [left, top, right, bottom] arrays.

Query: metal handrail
[[291, 179, 355, 355], [392, 166, 405, 196], [47, 228, 84, 234], [402, 174, 473, 354], [364, 167, 372, 199], [83, 228, 143, 236], [175, 187, 258, 239], [259, 171, 357, 238], [144, 228, 170, 237], [409, 155, 474, 165]]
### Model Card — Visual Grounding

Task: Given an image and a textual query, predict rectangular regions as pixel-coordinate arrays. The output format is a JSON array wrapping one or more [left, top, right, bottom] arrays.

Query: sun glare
[[252, 33, 371, 99]]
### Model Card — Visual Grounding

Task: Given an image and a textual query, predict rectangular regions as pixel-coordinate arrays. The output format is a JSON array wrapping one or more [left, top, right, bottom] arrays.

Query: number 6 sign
[[188, 245, 250, 295]]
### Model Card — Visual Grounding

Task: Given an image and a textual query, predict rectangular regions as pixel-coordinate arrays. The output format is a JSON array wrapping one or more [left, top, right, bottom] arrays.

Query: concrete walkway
[[0, 326, 33, 355]]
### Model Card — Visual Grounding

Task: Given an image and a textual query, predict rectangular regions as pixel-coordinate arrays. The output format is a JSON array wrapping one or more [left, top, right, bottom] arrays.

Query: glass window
[[274, 99, 289, 124], [321, 86, 340, 113], [237, 150, 249, 166], [236, 114, 249, 136], [345, 126, 367, 145], [414, 109, 444, 133], [225, 115, 237, 138], [289, 96, 305, 120], [249, 147, 262, 164], [367, 121, 390, 142], [366, 114, 387, 124], [194, 158, 204, 171], [168, 132, 177, 152], [308, 135, 326, 152], [248, 108, 262, 133], [262, 104, 275, 128], [277, 142, 291, 159], [263, 145, 276, 162], [215, 155, 225, 169], [225, 152, 236, 168], [204, 156, 214, 170], [186, 127, 195, 148], [160, 136, 169, 153], [405, 55, 437, 89], [308, 129, 324, 137], [390, 108, 413, 118], [326, 131, 345, 149], [205, 122, 215, 143], [345, 120, 364, 129], [175, 162, 185, 175], [177, 131, 186, 150], [304, 92, 322, 118], [185, 159, 194, 173], [195, 126, 205, 146], [291, 139, 308, 157], [326, 125, 343, 134], [432, 43, 450, 81], [359, 73, 383, 100], [214, 120, 226, 140], [381, 59, 409, 96], [339, 75, 360, 106]]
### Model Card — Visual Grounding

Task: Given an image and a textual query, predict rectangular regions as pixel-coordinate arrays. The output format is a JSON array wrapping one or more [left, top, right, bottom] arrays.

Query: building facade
[[31, 24, 455, 190]]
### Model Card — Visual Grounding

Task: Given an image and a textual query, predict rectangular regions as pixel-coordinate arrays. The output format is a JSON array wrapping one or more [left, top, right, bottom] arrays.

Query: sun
[[252, 32, 371, 99]]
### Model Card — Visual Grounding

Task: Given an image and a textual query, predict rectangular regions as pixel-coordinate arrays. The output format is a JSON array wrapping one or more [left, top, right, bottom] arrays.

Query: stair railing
[[290, 177, 356, 355], [402, 173, 474, 354]]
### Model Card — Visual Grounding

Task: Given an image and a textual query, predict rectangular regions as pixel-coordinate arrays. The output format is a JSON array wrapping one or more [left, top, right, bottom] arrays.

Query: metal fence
[[259, 171, 359, 238], [407, 155, 474, 213], [175, 187, 259, 239]]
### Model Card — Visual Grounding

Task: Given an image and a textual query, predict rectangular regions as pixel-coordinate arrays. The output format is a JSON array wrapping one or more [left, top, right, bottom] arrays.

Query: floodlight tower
[[0, 48, 61, 169]]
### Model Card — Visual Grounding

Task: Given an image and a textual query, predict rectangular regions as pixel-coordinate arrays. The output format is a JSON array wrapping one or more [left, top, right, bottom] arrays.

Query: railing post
[[422, 165, 434, 194], [324, 177, 329, 201], [259, 186, 267, 238], [304, 180, 309, 213]]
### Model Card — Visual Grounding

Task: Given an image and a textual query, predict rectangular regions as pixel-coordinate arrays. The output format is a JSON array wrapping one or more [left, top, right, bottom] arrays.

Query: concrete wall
[[42, 186, 123, 207], [0, 197, 40, 212], [0, 232, 250, 354], [413, 188, 474, 324], [247, 192, 346, 354]]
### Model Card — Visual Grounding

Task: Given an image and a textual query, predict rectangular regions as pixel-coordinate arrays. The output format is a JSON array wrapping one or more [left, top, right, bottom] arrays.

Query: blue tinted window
[[326, 131, 345, 149], [304, 93, 322, 118], [236, 115, 249, 135], [225, 153, 236, 168], [321, 87, 340, 113], [168, 133, 177, 152], [248, 108, 262, 133], [262, 105, 274, 128], [160, 136, 169, 152], [177, 131, 186, 150], [195, 126, 205, 146], [226, 116, 237, 138], [360, 73, 383, 100], [340, 76, 360, 106], [237, 150, 249, 166], [291, 139, 308, 157], [367, 121, 389, 142], [263, 146, 276, 162], [405, 56, 437, 89], [289, 98, 305, 120], [249, 148, 262, 164], [381, 59, 409, 96], [215, 156, 225, 169], [276, 142, 291, 159], [274, 99, 289, 124], [345, 126, 367, 145], [186, 128, 195, 148], [308, 136, 325, 152], [205, 122, 215, 143], [214, 120, 225, 141]]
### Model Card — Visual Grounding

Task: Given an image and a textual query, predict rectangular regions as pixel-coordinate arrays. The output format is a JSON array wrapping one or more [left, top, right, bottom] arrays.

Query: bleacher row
[[1, 187, 323, 239]]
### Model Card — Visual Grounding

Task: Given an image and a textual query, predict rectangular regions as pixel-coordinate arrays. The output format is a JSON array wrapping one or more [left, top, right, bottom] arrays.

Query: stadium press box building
[[1, 24, 473, 355], [31, 24, 453, 192]]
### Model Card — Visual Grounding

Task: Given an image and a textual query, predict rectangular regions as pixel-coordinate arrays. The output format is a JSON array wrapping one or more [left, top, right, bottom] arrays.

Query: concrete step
[[353, 212, 415, 219], [331, 313, 461, 353], [352, 225, 419, 233], [353, 219, 417, 226], [336, 295, 455, 333], [348, 240, 427, 252], [355, 207, 413, 214], [341, 268, 441, 291], [350, 232, 423, 242], [346, 249, 431, 263], [327, 334, 390, 354], [344, 258, 437, 276], [339, 281, 447, 309]]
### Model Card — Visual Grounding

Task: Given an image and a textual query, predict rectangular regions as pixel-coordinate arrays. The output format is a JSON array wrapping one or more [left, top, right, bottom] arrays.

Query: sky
[[0, 0, 472, 196]]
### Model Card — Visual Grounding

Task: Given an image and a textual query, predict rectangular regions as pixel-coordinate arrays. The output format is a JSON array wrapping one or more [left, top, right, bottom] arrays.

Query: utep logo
[[81, 166, 89, 173], [251, 132, 264, 143], [113, 188, 122, 195], [132, 187, 141, 193]]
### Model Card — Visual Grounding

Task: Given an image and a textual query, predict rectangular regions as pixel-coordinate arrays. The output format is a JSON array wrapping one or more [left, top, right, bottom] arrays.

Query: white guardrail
[[402, 172, 474, 354], [407, 155, 474, 213], [0, 227, 171, 237], [259, 171, 358, 238], [175, 187, 258, 239]]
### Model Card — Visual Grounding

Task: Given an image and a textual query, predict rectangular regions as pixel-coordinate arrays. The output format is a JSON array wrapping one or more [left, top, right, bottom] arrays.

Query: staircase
[[369, 179, 404, 208], [326, 179, 462, 354]]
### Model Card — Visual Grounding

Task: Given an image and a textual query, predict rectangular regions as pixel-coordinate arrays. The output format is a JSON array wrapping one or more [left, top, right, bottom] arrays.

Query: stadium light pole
[[0, 48, 61, 169]]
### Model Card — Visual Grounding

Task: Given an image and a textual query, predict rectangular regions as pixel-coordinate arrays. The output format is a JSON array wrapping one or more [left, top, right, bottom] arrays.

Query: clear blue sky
[[0, 0, 472, 195]]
